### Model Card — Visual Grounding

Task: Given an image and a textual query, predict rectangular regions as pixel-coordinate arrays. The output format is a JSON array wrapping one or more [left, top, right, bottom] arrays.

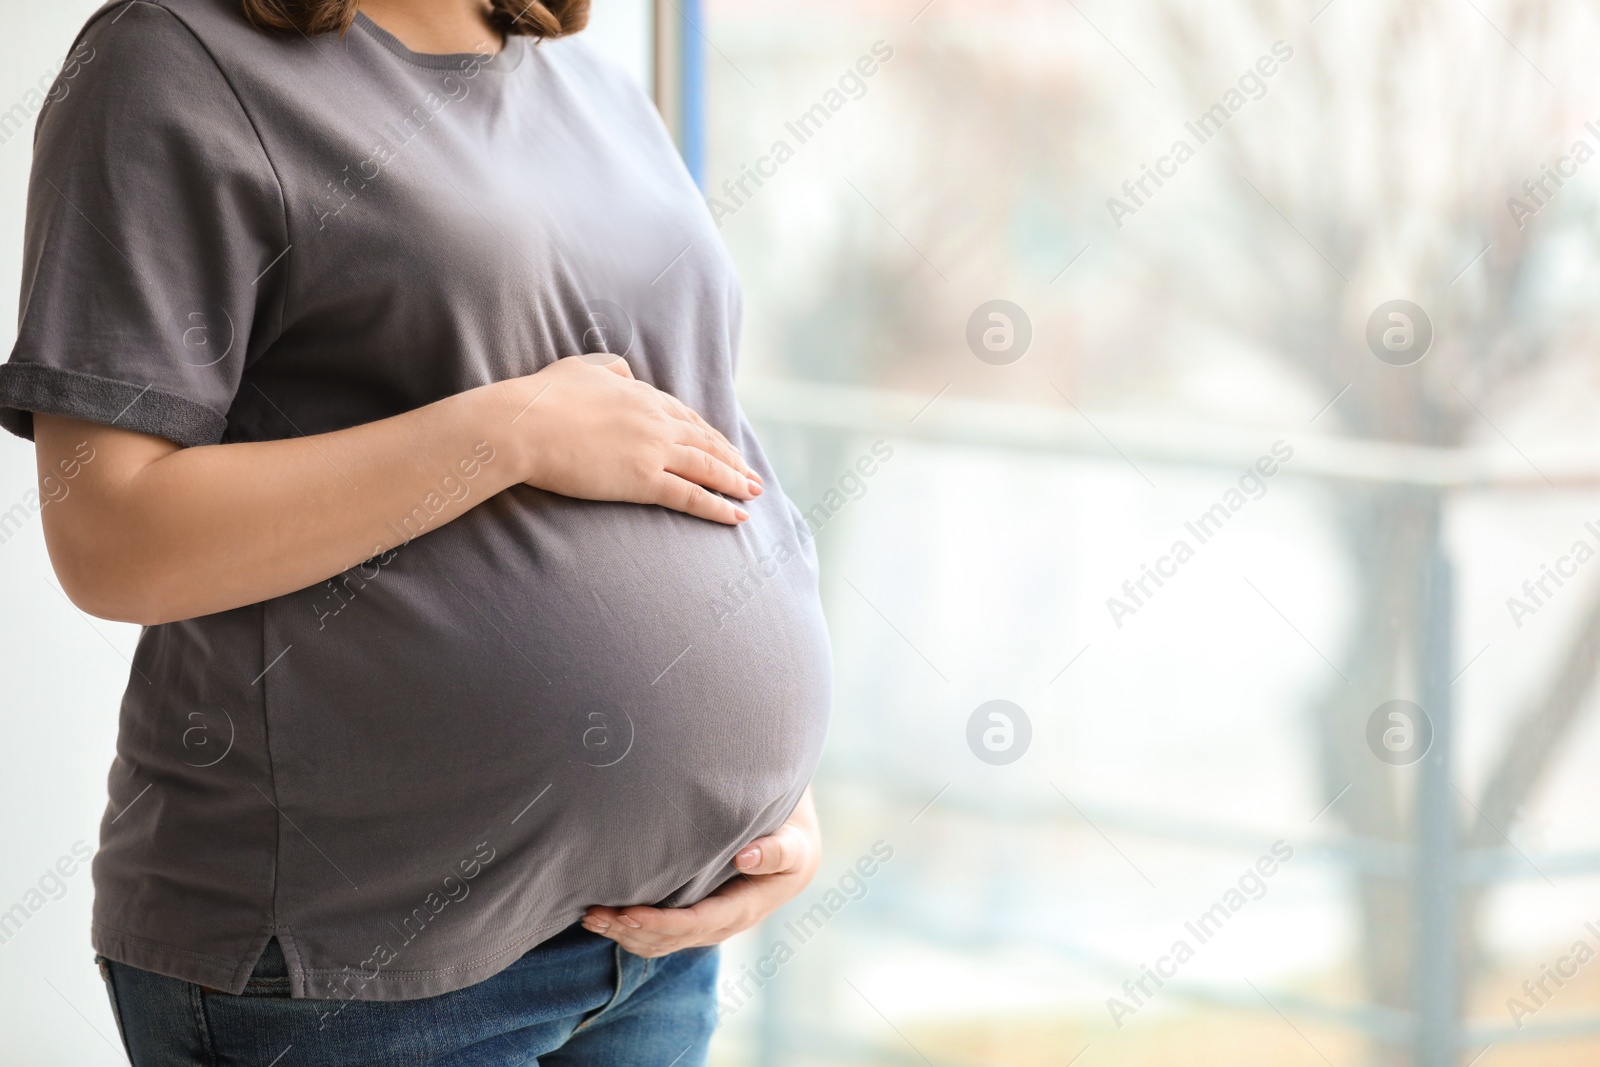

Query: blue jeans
[[97, 925, 718, 1066]]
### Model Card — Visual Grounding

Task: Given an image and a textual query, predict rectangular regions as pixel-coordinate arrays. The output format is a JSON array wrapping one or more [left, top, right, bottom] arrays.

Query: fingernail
[[747, 480, 762, 497], [736, 847, 760, 869], [587, 918, 610, 931], [734, 507, 750, 521], [619, 916, 642, 929]]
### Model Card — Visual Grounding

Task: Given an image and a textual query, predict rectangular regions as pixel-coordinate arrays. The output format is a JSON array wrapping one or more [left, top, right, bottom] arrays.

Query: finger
[[599, 930, 682, 958], [586, 892, 737, 935], [669, 407, 751, 480], [674, 417, 759, 488], [663, 398, 760, 484], [695, 417, 760, 484], [616, 905, 704, 937], [586, 889, 759, 952], [665, 445, 757, 501], [586, 353, 634, 378], [651, 473, 748, 525], [581, 908, 685, 955], [579, 914, 661, 950], [581, 904, 678, 933], [673, 889, 750, 934], [734, 825, 806, 876], [604, 905, 741, 955], [590, 913, 702, 957], [601, 934, 675, 959]]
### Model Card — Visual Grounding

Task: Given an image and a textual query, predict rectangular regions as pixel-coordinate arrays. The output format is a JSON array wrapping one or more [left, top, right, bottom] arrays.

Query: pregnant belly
[[259, 484, 831, 943]]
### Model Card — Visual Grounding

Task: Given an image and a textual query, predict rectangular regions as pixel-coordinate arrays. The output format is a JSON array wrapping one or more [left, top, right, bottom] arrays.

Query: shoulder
[[59, 0, 278, 110], [51, 1, 245, 114], [74, 0, 251, 54], [33, 1, 277, 190]]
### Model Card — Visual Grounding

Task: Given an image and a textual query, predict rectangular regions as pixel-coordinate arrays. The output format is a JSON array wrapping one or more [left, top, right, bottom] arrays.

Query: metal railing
[[741, 374, 1600, 1066]]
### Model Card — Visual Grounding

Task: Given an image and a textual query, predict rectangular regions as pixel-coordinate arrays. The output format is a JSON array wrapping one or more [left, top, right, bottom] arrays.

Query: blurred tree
[[1142, 2, 1600, 1064], [715, 0, 1600, 1063]]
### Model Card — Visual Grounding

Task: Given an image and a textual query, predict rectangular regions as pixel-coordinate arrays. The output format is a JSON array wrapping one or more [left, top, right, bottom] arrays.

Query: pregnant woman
[[0, 0, 831, 1062]]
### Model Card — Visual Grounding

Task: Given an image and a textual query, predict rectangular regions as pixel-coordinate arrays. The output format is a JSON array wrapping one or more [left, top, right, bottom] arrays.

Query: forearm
[[36, 380, 531, 624]]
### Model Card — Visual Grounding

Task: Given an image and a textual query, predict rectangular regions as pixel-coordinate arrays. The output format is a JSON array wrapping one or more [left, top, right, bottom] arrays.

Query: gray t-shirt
[[0, 0, 831, 1002]]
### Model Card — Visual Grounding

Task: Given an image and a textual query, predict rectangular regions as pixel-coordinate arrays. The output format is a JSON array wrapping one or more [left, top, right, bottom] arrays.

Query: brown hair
[[241, 0, 590, 40]]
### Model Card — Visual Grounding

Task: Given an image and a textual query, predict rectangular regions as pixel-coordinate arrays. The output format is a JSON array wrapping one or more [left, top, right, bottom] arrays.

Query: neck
[[357, 0, 503, 55]]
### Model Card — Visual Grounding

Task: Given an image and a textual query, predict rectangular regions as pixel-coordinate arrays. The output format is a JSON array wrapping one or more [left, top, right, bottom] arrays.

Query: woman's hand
[[581, 788, 821, 958], [508, 354, 761, 525]]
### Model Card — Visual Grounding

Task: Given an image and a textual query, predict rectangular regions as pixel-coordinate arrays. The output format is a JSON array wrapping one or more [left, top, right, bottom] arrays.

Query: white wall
[[0, 2, 651, 1062]]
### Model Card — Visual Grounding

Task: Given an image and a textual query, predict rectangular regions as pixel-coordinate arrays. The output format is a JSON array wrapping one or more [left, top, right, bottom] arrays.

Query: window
[[693, 2, 1600, 1064]]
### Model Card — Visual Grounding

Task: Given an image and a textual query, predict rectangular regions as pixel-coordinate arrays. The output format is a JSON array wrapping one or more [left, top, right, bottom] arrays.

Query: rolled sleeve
[[0, 1, 287, 447]]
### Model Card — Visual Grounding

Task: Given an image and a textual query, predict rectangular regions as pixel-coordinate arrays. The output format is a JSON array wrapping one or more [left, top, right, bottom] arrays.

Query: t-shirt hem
[[92, 922, 258, 993], [0, 363, 228, 447], [92, 913, 583, 1002], [291, 914, 581, 1002]]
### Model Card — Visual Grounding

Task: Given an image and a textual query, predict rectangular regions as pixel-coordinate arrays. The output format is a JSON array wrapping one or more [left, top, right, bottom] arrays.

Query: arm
[[582, 786, 822, 957], [35, 355, 762, 625]]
